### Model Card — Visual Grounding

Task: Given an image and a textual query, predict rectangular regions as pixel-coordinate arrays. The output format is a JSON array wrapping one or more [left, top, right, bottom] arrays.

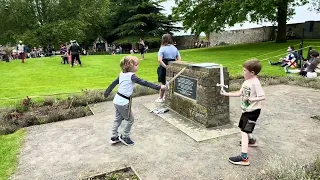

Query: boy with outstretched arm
[[221, 59, 265, 166], [104, 56, 166, 146]]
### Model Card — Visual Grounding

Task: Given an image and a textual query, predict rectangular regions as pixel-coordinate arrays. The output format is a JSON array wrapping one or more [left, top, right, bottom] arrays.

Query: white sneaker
[[155, 98, 165, 103], [284, 66, 289, 73]]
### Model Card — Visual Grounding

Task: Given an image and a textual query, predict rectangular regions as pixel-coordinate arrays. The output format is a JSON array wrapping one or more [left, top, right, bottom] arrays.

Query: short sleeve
[[158, 47, 164, 57], [254, 81, 264, 97]]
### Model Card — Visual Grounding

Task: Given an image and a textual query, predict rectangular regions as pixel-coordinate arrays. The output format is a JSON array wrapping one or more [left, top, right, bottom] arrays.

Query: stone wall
[[165, 62, 230, 128], [209, 21, 320, 46], [172, 35, 199, 50], [209, 26, 275, 46]]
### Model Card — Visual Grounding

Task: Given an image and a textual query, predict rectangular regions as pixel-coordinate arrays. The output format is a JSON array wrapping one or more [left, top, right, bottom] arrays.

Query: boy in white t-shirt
[[221, 59, 265, 166]]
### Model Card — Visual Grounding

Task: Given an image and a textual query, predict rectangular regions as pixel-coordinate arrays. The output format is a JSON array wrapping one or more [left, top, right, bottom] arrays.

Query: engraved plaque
[[174, 75, 197, 100]]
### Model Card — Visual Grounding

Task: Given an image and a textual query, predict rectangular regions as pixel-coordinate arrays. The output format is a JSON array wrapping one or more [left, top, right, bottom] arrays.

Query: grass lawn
[[0, 40, 319, 179], [0, 40, 319, 107], [0, 130, 24, 180]]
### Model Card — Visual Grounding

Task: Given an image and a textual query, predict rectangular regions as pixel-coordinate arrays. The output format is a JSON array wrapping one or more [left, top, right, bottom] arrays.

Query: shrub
[[15, 96, 33, 113], [254, 156, 320, 180], [67, 95, 88, 107], [21, 113, 40, 126], [47, 109, 65, 123], [83, 90, 107, 104], [42, 97, 55, 106]]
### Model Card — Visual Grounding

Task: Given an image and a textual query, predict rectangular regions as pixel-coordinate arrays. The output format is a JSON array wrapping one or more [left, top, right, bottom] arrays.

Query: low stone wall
[[209, 26, 275, 46], [165, 62, 230, 128]]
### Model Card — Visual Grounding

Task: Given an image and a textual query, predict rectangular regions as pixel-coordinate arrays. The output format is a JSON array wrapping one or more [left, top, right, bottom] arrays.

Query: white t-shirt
[[240, 77, 265, 112], [17, 44, 25, 53], [113, 72, 134, 106]]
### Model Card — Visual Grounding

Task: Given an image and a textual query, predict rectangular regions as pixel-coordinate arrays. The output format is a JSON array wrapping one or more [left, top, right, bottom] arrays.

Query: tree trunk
[[275, 1, 288, 43]]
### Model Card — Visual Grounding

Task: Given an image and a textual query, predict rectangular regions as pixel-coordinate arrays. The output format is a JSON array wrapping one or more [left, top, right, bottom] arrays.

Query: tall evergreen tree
[[109, 0, 179, 45]]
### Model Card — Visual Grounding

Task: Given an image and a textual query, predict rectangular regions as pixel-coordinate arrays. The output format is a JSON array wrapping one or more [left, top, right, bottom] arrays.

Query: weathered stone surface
[[166, 61, 230, 128]]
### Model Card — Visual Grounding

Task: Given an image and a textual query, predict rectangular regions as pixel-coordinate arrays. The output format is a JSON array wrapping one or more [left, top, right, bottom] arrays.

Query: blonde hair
[[120, 56, 138, 73]]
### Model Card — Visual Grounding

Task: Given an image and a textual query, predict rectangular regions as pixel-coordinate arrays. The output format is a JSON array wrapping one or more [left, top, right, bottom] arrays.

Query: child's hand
[[160, 85, 167, 90], [220, 89, 227, 95], [243, 96, 250, 102]]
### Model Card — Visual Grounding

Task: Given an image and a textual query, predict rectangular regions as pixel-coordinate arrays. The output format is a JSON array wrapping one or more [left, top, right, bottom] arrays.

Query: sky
[[161, 0, 320, 35]]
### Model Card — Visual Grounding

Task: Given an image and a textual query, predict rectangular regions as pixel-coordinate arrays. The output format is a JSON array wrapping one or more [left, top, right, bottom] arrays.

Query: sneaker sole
[[228, 159, 250, 166], [240, 144, 258, 147], [249, 143, 258, 147], [110, 140, 120, 144], [119, 136, 134, 146]]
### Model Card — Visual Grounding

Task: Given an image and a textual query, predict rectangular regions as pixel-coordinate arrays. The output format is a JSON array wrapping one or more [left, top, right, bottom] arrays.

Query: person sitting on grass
[[268, 46, 299, 68], [303, 49, 318, 68], [284, 50, 320, 77]]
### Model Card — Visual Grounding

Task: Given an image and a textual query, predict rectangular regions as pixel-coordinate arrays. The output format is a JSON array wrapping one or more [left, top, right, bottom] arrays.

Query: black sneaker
[[228, 155, 250, 166], [119, 135, 134, 146], [110, 136, 120, 144], [268, 60, 272, 65], [239, 138, 258, 147]]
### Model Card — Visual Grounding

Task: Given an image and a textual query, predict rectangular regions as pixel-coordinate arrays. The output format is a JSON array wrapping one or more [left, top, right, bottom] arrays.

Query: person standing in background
[[139, 38, 145, 60], [68, 40, 82, 67], [156, 34, 181, 103], [17, 41, 26, 63]]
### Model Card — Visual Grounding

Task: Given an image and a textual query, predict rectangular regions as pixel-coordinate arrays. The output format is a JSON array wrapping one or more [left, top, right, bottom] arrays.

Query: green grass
[[0, 39, 319, 180], [0, 40, 319, 106], [0, 129, 24, 180]]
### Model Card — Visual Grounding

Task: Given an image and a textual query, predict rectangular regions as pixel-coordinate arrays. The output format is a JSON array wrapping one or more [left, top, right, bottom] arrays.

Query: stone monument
[[165, 61, 230, 128]]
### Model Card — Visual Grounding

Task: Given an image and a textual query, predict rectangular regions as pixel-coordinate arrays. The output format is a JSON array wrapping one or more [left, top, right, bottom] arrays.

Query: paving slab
[[11, 85, 320, 180], [143, 102, 239, 142]]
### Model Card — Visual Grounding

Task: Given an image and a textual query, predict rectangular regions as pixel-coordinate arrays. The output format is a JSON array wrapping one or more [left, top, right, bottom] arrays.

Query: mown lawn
[[0, 130, 24, 180], [0, 40, 319, 107], [0, 39, 319, 180]]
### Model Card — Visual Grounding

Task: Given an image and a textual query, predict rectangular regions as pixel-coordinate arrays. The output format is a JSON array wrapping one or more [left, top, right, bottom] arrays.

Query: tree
[[173, 0, 320, 43], [0, 0, 109, 47], [108, 0, 179, 45]]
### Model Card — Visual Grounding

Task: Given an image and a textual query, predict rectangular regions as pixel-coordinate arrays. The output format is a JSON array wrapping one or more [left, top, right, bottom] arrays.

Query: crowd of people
[[0, 41, 62, 63]]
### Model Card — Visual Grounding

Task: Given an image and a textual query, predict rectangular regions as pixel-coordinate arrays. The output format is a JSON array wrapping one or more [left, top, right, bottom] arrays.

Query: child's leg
[[229, 110, 260, 166], [122, 111, 134, 138], [112, 104, 124, 137], [241, 131, 249, 156], [159, 83, 165, 99], [115, 103, 135, 145], [156, 66, 166, 102]]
